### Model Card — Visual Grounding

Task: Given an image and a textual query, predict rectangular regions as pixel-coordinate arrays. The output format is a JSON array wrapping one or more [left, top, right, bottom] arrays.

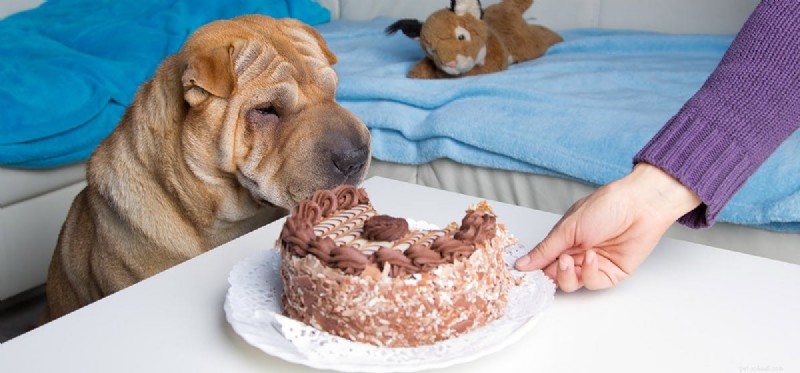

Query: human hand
[[514, 163, 701, 292]]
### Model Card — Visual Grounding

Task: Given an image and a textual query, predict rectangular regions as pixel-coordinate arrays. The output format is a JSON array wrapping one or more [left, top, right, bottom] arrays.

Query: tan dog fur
[[44, 15, 371, 321], [387, 0, 562, 79]]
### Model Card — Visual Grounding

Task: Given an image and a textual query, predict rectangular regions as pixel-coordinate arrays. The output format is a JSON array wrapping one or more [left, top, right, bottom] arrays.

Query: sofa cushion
[[0, 164, 86, 207]]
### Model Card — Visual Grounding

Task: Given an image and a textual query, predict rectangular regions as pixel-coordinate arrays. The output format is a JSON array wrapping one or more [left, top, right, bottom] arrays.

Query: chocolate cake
[[277, 184, 517, 347]]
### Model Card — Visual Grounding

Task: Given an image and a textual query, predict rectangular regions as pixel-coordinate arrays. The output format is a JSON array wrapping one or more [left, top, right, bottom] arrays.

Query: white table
[[1, 177, 798, 372]]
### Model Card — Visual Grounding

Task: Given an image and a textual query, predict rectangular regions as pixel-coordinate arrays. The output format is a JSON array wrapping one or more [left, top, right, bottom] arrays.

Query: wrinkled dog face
[[179, 15, 370, 213]]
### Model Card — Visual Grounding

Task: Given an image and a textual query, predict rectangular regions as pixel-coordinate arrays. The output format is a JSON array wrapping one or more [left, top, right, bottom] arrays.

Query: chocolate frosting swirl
[[363, 215, 409, 241], [292, 200, 322, 225], [373, 247, 418, 277], [356, 188, 370, 204], [311, 189, 338, 217], [454, 211, 497, 244], [431, 236, 475, 262], [307, 236, 337, 264], [330, 245, 369, 275], [333, 184, 360, 210], [281, 217, 316, 257], [405, 243, 446, 272]]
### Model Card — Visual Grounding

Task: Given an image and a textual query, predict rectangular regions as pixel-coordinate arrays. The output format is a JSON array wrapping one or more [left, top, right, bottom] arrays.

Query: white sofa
[[0, 0, 764, 301]]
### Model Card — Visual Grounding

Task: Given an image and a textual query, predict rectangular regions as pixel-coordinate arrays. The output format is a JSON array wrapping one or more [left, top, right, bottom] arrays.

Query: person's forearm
[[634, 0, 800, 228]]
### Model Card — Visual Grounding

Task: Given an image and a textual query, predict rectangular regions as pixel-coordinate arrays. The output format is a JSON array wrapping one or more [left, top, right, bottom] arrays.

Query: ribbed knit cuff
[[634, 108, 753, 228]]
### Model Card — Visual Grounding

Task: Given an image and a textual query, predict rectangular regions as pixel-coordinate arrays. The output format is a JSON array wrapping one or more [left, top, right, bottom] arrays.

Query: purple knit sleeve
[[633, 0, 800, 228]]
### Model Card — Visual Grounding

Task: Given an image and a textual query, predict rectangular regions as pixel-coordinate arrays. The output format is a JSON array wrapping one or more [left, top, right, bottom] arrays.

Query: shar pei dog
[[44, 15, 370, 321]]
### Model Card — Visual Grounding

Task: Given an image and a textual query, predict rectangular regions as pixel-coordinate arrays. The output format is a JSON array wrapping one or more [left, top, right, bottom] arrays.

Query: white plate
[[225, 239, 554, 372]]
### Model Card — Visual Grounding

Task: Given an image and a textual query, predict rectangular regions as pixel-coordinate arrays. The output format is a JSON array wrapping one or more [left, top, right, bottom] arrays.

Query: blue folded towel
[[317, 18, 800, 232], [0, 0, 330, 167]]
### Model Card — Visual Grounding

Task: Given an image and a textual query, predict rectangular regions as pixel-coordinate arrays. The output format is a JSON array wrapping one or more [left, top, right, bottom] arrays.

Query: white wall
[[338, 0, 761, 35], [597, 0, 759, 34], [0, 0, 44, 19]]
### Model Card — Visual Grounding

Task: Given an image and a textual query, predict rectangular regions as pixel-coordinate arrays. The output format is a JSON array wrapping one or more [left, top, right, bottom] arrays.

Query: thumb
[[515, 223, 572, 271]]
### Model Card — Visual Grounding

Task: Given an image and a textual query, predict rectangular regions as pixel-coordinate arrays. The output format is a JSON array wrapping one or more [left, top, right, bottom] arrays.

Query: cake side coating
[[278, 186, 518, 347]]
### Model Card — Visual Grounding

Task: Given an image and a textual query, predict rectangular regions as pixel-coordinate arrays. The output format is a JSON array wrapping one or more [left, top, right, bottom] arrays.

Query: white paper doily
[[224, 220, 555, 372]]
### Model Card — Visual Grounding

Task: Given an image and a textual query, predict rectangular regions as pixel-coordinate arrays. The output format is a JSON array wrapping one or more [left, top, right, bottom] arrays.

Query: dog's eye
[[458, 34, 465, 41], [248, 106, 280, 127], [254, 106, 278, 116]]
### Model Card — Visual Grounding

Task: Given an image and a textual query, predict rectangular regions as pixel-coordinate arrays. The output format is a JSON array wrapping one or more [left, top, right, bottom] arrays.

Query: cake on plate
[[277, 184, 518, 347]]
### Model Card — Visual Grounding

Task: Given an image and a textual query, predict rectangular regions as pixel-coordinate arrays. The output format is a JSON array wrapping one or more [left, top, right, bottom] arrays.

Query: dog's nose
[[332, 145, 369, 178]]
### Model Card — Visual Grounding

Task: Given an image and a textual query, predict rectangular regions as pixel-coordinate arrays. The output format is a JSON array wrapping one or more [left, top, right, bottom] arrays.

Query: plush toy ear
[[182, 45, 236, 107], [451, 0, 483, 19], [385, 19, 423, 39]]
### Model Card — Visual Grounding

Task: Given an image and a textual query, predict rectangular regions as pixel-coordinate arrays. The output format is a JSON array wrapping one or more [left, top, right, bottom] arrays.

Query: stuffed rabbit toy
[[386, 0, 562, 79]]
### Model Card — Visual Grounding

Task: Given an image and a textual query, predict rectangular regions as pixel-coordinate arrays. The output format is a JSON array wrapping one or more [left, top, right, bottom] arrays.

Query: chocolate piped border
[[279, 185, 498, 278]]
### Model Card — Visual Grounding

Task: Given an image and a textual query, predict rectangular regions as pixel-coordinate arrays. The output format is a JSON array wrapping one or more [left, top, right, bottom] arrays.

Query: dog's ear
[[182, 45, 236, 107], [385, 19, 423, 39]]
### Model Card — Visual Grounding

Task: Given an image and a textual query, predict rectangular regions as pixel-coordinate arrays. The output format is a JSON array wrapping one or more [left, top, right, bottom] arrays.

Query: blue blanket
[[317, 18, 800, 232], [0, 0, 330, 167]]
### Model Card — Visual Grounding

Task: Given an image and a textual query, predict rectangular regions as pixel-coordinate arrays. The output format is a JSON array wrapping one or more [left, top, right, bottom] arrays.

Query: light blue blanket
[[317, 18, 800, 232], [0, 0, 330, 167]]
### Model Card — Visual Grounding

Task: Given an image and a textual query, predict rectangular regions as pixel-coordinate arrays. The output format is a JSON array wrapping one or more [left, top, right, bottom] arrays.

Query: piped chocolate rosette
[[277, 184, 518, 347]]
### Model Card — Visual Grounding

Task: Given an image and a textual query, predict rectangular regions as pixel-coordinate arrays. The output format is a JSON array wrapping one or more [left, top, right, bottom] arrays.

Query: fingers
[[580, 250, 628, 290], [516, 198, 588, 272], [556, 254, 582, 292], [544, 250, 629, 292], [515, 222, 572, 271], [580, 250, 609, 290]]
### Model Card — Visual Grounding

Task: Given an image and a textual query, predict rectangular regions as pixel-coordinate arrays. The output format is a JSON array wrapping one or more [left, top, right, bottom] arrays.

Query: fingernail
[[516, 255, 531, 268], [585, 250, 596, 266], [559, 255, 568, 271]]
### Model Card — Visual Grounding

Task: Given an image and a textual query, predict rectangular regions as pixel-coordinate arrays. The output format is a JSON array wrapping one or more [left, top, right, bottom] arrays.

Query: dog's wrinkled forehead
[[183, 15, 337, 91]]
